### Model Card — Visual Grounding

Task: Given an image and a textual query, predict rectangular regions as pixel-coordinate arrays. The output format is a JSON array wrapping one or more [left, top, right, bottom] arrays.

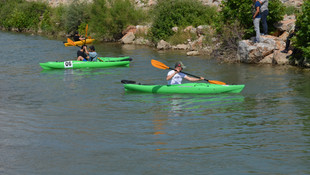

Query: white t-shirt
[[167, 70, 186, 85]]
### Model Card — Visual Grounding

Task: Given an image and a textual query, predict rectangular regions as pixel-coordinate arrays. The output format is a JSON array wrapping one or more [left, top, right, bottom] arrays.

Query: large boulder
[[157, 40, 171, 50], [237, 35, 289, 65], [189, 36, 204, 51], [122, 25, 136, 35], [274, 15, 296, 32], [120, 32, 135, 44]]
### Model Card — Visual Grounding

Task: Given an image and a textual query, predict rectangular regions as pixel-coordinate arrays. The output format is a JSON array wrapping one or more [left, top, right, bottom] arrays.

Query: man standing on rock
[[259, 0, 269, 35], [252, 0, 261, 43]]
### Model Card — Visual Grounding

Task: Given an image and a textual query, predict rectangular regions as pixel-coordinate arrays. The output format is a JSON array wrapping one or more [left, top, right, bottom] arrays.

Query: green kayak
[[40, 57, 132, 70], [97, 56, 132, 62], [121, 80, 245, 94]]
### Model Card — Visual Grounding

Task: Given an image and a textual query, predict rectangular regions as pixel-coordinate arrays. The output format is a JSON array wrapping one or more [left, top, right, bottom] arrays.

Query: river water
[[0, 31, 310, 175]]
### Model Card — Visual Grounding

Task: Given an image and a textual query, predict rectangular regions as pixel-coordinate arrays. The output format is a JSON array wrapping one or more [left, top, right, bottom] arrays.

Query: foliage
[[212, 21, 245, 61], [284, 5, 300, 15], [220, 0, 285, 38], [291, 0, 310, 66], [89, 0, 108, 38], [90, 0, 148, 40], [167, 29, 197, 45], [151, 0, 218, 42], [0, 0, 48, 31], [268, 0, 286, 33], [63, 0, 91, 33]]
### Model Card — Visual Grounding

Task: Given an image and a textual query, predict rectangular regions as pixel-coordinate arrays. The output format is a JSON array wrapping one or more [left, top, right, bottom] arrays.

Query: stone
[[187, 51, 200, 56], [120, 32, 135, 44], [122, 25, 136, 35], [273, 50, 290, 65], [259, 53, 273, 64], [175, 44, 189, 50], [157, 40, 171, 50]]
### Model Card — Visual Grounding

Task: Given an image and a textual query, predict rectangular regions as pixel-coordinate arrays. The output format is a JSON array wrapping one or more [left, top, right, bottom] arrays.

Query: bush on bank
[[90, 0, 148, 40], [40, 0, 91, 36], [291, 0, 310, 67], [0, 0, 48, 32], [0, 0, 145, 39], [150, 0, 218, 42]]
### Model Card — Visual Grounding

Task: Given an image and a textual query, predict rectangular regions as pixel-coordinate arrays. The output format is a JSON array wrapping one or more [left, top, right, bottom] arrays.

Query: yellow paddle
[[67, 38, 77, 46], [85, 24, 88, 39], [83, 24, 88, 45], [151, 59, 226, 85]]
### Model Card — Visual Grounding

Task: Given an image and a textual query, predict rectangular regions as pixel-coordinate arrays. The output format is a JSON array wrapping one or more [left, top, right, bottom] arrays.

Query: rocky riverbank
[[23, 0, 307, 67], [119, 15, 304, 66]]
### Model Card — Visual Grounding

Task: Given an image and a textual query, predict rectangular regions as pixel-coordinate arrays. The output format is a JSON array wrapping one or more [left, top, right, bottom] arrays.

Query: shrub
[[291, 0, 310, 66], [90, 0, 148, 40], [212, 21, 245, 61], [0, 0, 48, 31], [151, 0, 218, 42], [90, 0, 108, 39], [63, 0, 91, 34], [285, 5, 300, 15], [167, 29, 197, 45]]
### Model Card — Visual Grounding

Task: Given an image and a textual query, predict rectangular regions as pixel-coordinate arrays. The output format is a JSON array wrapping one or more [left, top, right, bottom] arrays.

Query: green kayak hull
[[40, 57, 131, 70], [122, 81, 245, 94], [97, 56, 132, 62]]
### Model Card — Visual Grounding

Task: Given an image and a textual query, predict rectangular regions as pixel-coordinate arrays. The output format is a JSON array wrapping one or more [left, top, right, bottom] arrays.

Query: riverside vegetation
[[0, 0, 309, 67]]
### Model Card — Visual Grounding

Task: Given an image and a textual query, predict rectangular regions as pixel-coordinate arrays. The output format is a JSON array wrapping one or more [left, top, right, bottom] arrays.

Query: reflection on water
[[123, 93, 245, 116], [161, 94, 245, 116]]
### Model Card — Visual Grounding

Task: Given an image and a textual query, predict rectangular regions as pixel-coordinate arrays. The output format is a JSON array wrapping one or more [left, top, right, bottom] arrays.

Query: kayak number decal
[[64, 61, 73, 68]]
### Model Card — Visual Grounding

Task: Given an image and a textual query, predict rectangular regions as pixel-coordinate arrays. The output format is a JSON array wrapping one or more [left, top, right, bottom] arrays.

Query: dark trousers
[[285, 32, 296, 51], [261, 10, 268, 35]]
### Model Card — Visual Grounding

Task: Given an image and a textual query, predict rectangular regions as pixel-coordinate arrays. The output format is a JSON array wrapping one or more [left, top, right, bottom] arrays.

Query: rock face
[[236, 15, 297, 65], [237, 36, 288, 64]]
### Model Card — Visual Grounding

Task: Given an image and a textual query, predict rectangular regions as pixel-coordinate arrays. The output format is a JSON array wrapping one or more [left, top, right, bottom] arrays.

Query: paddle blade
[[151, 59, 170, 70], [121, 80, 136, 84], [85, 24, 88, 38], [67, 38, 76, 46], [208, 80, 226, 85]]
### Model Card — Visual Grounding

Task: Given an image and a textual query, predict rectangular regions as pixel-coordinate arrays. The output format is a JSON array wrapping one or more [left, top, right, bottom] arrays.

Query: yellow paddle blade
[[85, 24, 88, 38], [67, 38, 76, 46], [151, 59, 170, 70], [208, 80, 226, 85]]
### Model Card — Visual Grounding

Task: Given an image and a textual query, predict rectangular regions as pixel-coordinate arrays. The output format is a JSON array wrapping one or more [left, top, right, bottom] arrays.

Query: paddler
[[77, 45, 89, 61], [73, 31, 85, 41], [88, 45, 98, 62], [166, 61, 204, 85]]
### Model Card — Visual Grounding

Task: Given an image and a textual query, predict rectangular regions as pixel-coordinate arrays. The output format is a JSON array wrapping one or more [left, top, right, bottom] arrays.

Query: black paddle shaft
[[168, 67, 208, 82]]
